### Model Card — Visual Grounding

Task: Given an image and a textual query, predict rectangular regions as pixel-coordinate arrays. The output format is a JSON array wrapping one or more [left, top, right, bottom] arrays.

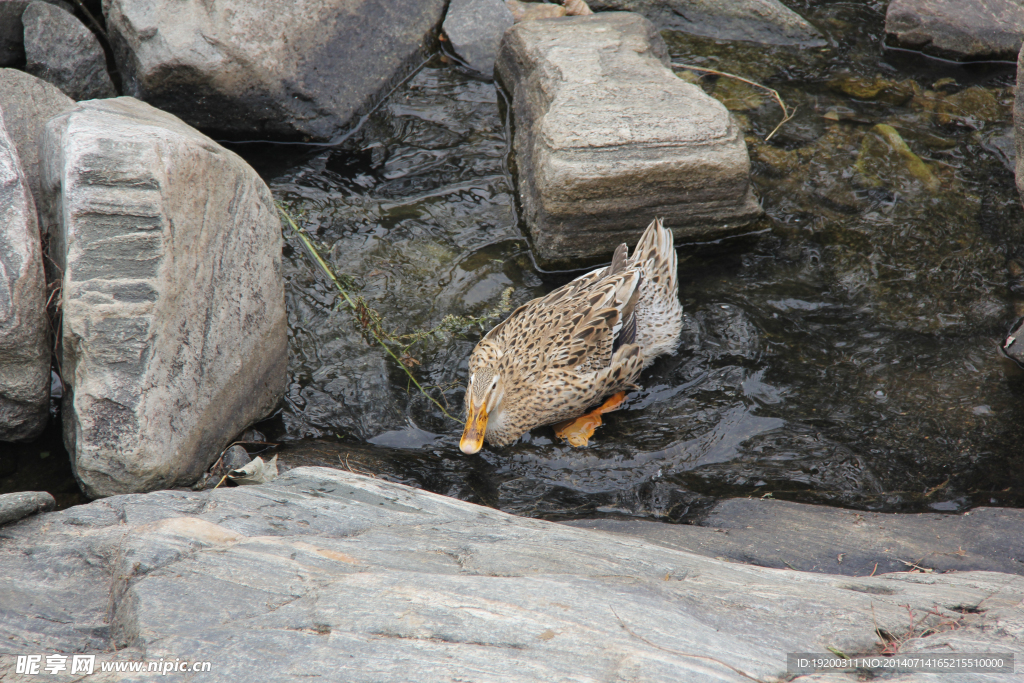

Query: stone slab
[[589, 0, 825, 46], [104, 0, 447, 141], [0, 467, 1021, 681], [0, 110, 48, 441], [22, 1, 115, 100], [1016, 44, 1024, 210], [40, 97, 287, 497], [496, 13, 761, 267], [885, 0, 1024, 61], [565, 498, 1024, 576]]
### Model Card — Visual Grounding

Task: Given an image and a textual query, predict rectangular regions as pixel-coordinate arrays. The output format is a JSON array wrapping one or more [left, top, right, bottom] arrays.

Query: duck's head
[[459, 365, 506, 454]]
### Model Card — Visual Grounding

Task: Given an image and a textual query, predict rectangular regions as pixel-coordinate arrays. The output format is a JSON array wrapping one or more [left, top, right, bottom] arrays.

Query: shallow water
[[7, 1, 1024, 517]]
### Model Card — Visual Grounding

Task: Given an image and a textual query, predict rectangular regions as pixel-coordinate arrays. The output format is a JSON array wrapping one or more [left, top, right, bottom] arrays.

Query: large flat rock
[[566, 498, 1024, 576], [0, 467, 1021, 681], [588, 0, 825, 46], [40, 97, 287, 497], [885, 0, 1024, 61], [104, 0, 447, 141], [0, 110, 48, 441], [496, 13, 761, 267]]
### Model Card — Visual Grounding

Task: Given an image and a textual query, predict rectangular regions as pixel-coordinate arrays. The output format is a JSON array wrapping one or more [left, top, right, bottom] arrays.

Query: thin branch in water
[[277, 203, 465, 425], [670, 62, 796, 141]]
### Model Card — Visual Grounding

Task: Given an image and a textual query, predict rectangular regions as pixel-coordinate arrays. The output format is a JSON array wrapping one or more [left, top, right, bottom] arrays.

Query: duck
[[459, 218, 683, 454]]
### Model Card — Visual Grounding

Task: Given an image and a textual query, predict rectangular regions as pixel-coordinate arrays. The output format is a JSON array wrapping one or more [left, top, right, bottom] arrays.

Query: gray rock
[[0, 0, 73, 66], [0, 490, 55, 525], [496, 13, 761, 267], [1, 467, 1022, 681], [40, 97, 287, 497], [0, 69, 75, 215], [443, 0, 514, 77], [103, 0, 447, 142], [588, 0, 825, 46], [506, 0, 566, 22], [0, 111, 48, 441], [566, 498, 1024, 576], [22, 1, 115, 100], [1017, 44, 1024, 208], [885, 0, 1024, 61]]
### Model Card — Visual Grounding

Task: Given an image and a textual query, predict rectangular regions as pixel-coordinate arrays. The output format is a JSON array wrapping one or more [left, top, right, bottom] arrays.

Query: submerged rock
[[496, 13, 760, 267], [0, 69, 75, 214], [41, 97, 287, 497], [0, 490, 55, 525], [588, 0, 825, 46], [22, 1, 115, 100], [885, 0, 1024, 61], [104, 0, 447, 141], [0, 110, 49, 442], [443, 0, 514, 77], [1, 467, 1022, 680]]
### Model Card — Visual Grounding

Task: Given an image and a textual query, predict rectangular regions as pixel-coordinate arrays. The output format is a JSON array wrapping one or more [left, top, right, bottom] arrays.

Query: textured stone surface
[[23, 1, 115, 100], [506, 0, 566, 22], [443, 0, 514, 77], [0, 112, 48, 441], [40, 97, 287, 497], [0, 69, 75, 214], [885, 0, 1024, 61], [0, 0, 73, 66], [567, 499, 1024, 576], [1, 468, 1023, 681], [497, 13, 761, 267], [588, 0, 825, 46], [1016, 44, 1024, 209], [0, 490, 54, 525], [104, 0, 447, 142]]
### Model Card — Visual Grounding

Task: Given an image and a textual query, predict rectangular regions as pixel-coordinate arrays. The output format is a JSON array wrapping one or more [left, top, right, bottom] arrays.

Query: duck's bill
[[459, 401, 488, 454]]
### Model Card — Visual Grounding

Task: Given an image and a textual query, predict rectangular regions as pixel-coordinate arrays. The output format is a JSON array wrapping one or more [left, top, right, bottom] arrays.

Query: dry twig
[[671, 62, 796, 141]]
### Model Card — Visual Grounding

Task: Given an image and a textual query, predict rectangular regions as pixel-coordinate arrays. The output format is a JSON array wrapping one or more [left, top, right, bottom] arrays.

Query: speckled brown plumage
[[463, 218, 683, 448]]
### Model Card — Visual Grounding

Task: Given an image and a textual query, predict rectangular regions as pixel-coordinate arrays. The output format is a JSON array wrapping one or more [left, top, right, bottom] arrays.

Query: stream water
[[5, 0, 1023, 519]]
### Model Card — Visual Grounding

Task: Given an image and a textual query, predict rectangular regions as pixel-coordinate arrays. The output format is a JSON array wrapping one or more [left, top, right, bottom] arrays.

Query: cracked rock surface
[[1, 467, 1021, 682]]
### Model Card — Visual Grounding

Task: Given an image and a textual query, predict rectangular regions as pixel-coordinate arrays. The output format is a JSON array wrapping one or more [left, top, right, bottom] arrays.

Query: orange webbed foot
[[553, 392, 628, 447]]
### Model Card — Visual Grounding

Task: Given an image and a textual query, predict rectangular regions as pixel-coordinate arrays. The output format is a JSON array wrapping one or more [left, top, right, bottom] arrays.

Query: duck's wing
[[484, 266, 643, 383]]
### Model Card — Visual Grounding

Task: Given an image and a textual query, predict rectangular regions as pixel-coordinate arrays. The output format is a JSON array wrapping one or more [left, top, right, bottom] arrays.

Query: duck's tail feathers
[[632, 217, 677, 294]]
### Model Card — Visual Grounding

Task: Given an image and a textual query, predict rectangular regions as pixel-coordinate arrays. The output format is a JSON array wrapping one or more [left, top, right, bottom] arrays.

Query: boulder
[[103, 0, 448, 141], [885, 0, 1024, 61], [443, 0, 514, 77], [0, 490, 55, 525], [1, 467, 1022, 680], [0, 69, 75, 215], [0, 112, 49, 442], [496, 13, 761, 267], [587, 0, 825, 46], [0, 0, 73, 66], [22, 1, 115, 100], [40, 97, 287, 497]]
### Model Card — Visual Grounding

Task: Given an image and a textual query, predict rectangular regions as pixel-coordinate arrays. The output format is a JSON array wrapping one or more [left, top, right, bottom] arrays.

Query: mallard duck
[[459, 218, 683, 454]]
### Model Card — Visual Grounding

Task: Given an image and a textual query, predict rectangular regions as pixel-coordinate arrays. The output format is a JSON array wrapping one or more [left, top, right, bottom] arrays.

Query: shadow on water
[[7, 1, 1024, 519]]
